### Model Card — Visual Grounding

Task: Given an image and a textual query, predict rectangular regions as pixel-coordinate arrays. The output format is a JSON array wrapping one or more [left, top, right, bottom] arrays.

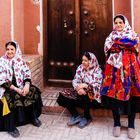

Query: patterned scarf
[[104, 14, 139, 69], [72, 52, 103, 102], [0, 41, 31, 98]]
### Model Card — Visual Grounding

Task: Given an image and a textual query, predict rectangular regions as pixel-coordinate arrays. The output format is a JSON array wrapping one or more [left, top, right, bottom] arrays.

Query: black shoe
[[8, 128, 20, 138], [32, 118, 42, 127], [14, 128, 20, 135]]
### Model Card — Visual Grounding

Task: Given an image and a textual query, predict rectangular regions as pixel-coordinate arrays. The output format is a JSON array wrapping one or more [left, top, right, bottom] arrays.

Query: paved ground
[[0, 87, 140, 140], [0, 113, 140, 140]]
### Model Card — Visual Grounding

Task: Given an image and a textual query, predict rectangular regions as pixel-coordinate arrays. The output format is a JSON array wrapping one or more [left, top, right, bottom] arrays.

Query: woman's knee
[[57, 94, 67, 106], [57, 94, 74, 107]]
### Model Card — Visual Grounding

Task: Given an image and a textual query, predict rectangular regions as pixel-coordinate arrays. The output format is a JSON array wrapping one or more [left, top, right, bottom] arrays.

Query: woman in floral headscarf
[[0, 41, 43, 137], [57, 52, 102, 129], [101, 14, 140, 139]]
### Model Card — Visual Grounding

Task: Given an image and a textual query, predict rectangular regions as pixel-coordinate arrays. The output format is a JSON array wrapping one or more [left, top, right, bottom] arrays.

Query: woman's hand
[[22, 84, 30, 96], [76, 83, 88, 95], [11, 85, 23, 95], [76, 83, 88, 91], [16, 88, 23, 95], [77, 88, 86, 95], [133, 37, 139, 42]]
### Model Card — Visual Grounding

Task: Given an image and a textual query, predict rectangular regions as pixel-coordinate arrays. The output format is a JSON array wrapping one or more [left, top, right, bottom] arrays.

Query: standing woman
[[101, 14, 140, 139], [57, 52, 102, 128], [0, 41, 43, 137]]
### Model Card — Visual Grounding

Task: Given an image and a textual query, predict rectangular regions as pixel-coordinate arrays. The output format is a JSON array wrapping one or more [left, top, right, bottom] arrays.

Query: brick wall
[[23, 55, 44, 91]]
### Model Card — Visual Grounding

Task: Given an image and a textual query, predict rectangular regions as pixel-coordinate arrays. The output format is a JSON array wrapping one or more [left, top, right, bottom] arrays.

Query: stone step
[[41, 87, 112, 117], [41, 87, 140, 118], [42, 87, 69, 114]]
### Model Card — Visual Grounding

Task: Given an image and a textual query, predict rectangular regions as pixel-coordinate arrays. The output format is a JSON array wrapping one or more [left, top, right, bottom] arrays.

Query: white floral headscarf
[[0, 41, 31, 99], [104, 14, 139, 68], [72, 52, 103, 102]]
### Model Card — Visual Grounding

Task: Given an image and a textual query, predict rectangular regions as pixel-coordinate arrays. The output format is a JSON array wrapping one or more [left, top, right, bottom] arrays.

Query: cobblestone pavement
[[0, 113, 140, 140]]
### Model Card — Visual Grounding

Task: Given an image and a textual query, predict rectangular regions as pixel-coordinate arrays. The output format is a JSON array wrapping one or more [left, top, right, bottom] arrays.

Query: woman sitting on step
[[57, 52, 103, 128], [0, 41, 43, 138]]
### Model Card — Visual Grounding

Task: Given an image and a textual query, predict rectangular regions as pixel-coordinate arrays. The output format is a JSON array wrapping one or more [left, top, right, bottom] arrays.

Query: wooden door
[[79, 0, 112, 67], [47, 0, 112, 85], [47, 0, 76, 85]]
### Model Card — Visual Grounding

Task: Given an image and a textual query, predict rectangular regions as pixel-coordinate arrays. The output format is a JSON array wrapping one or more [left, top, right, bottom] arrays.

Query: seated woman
[[0, 41, 43, 137], [57, 52, 103, 128]]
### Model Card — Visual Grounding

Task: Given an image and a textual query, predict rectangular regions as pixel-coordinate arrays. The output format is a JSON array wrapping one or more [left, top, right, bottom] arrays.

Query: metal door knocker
[[64, 19, 67, 28], [89, 21, 96, 31]]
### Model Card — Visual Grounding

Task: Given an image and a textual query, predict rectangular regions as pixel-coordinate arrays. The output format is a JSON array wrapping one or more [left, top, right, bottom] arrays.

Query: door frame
[[75, 0, 80, 65], [42, 0, 48, 86]]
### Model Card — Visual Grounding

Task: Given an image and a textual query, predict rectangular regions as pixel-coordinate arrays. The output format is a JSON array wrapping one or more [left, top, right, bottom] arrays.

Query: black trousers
[[0, 101, 15, 132], [57, 94, 92, 119], [112, 109, 136, 128]]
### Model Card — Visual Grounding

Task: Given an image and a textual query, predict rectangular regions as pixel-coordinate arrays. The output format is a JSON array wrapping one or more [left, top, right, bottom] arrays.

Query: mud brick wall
[[23, 55, 44, 91]]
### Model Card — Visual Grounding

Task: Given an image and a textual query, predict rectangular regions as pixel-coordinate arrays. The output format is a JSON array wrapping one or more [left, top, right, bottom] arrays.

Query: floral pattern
[[0, 41, 31, 98], [72, 52, 103, 102]]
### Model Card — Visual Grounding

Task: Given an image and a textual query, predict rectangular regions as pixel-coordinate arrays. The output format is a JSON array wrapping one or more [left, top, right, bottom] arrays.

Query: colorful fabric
[[0, 41, 31, 99], [1, 97, 10, 116], [72, 52, 103, 102], [104, 14, 139, 55], [106, 38, 138, 69], [101, 14, 140, 101], [59, 84, 95, 102], [115, 38, 137, 47], [105, 14, 139, 69]]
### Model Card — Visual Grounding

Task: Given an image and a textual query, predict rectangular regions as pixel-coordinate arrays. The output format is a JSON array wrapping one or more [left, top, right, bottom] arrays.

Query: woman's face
[[6, 45, 16, 59], [114, 17, 125, 32], [82, 55, 90, 70]]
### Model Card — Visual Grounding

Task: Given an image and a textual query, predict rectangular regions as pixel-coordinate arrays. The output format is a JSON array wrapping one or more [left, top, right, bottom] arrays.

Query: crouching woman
[[57, 52, 103, 128]]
